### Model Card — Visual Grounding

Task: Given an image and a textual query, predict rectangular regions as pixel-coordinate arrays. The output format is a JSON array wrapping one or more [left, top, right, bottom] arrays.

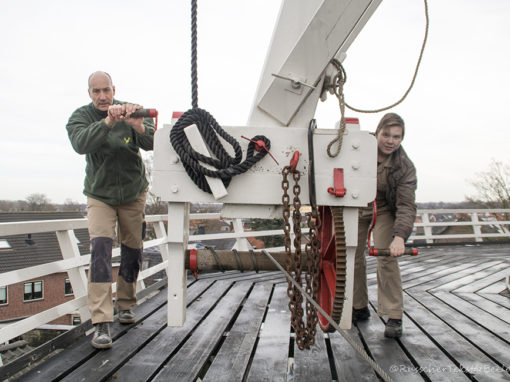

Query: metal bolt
[[171, 185, 179, 193], [352, 140, 360, 149], [351, 191, 359, 199], [171, 156, 179, 164], [351, 161, 360, 170]]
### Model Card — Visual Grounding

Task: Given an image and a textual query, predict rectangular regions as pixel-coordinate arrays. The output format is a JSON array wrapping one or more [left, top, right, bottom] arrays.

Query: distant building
[[0, 212, 92, 326]]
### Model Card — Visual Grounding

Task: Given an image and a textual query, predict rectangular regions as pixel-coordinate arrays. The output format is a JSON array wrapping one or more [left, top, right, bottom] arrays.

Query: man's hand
[[105, 104, 145, 134], [389, 236, 405, 257]]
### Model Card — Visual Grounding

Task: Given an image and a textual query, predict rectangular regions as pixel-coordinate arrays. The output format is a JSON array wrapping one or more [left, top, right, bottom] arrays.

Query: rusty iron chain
[[282, 165, 321, 350]]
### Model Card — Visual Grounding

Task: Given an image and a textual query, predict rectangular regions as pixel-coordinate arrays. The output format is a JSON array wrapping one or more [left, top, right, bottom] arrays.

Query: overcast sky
[[1, 0, 509, 204]]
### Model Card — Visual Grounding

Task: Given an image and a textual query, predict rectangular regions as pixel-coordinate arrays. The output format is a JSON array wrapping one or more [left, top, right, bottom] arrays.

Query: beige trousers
[[353, 212, 403, 319], [87, 192, 146, 324]]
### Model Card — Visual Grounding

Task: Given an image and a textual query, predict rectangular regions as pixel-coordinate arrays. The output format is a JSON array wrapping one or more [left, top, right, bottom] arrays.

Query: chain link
[[282, 165, 321, 350]]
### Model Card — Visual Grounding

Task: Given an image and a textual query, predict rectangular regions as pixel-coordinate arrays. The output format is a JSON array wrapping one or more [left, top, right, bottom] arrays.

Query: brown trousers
[[353, 212, 403, 319], [87, 192, 146, 324]]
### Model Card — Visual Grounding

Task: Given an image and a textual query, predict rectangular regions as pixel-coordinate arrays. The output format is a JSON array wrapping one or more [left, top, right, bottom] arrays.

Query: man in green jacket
[[66, 71, 155, 349]]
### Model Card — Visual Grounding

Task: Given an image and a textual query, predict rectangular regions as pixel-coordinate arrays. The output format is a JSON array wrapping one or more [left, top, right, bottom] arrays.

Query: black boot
[[384, 318, 403, 338], [352, 306, 371, 322]]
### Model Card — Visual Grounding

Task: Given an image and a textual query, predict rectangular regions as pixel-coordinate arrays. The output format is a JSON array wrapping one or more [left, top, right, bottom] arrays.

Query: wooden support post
[[154, 221, 170, 267], [421, 212, 434, 244], [232, 218, 250, 251], [166, 202, 189, 326], [471, 212, 483, 242], [56, 230, 90, 321]]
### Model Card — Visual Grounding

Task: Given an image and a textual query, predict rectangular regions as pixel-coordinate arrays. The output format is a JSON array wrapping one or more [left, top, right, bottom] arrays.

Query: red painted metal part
[[146, 108, 158, 118], [317, 206, 336, 330], [367, 200, 378, 256], [289, 151, 300, 172], [189, 248, 198, 280], [327, 168, 346, 197], [240, 135, 279, 165], [345, 117, 359, 125]]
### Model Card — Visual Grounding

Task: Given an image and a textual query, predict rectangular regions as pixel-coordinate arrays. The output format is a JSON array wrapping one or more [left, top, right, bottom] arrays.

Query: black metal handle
[[369, 248, 418, 256], [129, 108, 158, 118]]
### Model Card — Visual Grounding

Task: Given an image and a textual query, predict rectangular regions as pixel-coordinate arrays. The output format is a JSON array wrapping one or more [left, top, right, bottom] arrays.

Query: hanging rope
[[191, 0, 198, 109], [170, 0, 271, 194], [326, 62, 347, 158], [325, 0, 428, 157], [346, 0, 429, 114], [325, 0, 429, 121]]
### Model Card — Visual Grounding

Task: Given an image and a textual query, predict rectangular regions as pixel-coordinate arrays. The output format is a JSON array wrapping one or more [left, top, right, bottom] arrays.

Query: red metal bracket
[[327, 168, 346, 197], [189, 248, 198, 280], [289, 151, 300, 172], [241, 136, 279, 165]]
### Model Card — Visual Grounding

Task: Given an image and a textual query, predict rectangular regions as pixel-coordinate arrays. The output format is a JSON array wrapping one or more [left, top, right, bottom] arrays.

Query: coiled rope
[[170, 109, 271, 193], [170, 0, 270, 193]]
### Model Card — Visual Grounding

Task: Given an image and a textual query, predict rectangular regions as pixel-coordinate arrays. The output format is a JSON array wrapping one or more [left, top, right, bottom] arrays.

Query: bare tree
[[25, 193, 55, 211], [143, 153, 167, 215], [468, 159, 510, 208], [62, 198, 84, 212]]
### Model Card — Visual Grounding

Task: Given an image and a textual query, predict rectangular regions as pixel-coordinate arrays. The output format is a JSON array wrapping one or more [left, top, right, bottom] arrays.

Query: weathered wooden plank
[[404, 293, 509, 381], [17, 282, 171, 382], [455, 292, 510, 324], [203, 282, 273, 382], [429, 262, 508, 293], [293, 331, 332, 381], [153, 281, 253, 381], [477, 279, 508, 295], [399, 310, 470, 381], [404, 260, 500, 291], [197, 270, 285, 285], [329, 328, 379, 381], [431, 290, 510, 342], [453, 268, 510, 293], [355, 303, 423, 382], [246, 283, 291, 382], [61, 307, 168, 382], [113, 279, 237, 382], [60, 279, 216, 382], [479, 290, 510, 310], [366, 253, 473, 285]]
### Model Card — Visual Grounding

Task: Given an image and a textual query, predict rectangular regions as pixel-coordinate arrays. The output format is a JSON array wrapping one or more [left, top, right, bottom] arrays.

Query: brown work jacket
[[381, 146, 417, 241]]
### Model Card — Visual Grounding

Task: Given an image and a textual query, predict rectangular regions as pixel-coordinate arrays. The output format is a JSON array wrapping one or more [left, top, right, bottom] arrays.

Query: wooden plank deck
[[8, 244, 510, 382]]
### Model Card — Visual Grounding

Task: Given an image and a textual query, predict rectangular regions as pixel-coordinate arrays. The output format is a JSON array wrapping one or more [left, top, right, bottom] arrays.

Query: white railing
[[410, 209, 510, 244], [0, 208, 509, 365], [0, 212, 286, 361]]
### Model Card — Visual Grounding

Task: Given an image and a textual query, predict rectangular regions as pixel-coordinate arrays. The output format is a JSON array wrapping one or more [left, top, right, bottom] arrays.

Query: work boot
[[384, 318, 403, 338], [353, 306, 371, 322], [91, 322, 112, 349], [119, 309, 136, 324]]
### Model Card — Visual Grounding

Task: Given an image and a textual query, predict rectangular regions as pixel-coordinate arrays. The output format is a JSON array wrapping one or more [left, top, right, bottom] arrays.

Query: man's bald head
[[88, 71, 113, 89], [88, 71, 115, 111]]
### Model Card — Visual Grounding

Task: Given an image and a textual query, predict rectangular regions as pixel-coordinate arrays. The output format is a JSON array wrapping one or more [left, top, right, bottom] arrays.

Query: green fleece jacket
[[66, 100, 155, 205]]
